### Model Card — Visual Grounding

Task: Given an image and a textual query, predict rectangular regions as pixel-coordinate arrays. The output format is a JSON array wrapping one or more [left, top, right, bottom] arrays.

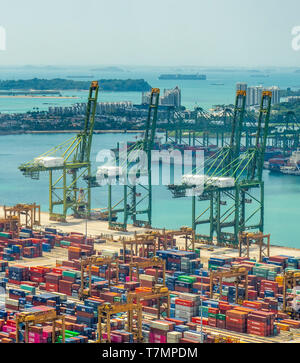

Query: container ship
[[264, 148, 300, 176], [158, 73, 206, 80]]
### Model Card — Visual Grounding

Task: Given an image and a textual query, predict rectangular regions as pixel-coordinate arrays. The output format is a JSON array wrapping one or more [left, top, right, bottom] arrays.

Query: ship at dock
[[264, 148, 300, 176]]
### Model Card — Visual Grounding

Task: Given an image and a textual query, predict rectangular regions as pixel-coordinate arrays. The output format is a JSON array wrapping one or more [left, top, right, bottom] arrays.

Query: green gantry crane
[[19, 81, 99, 222], [168, 90, 272, 247], [105, 88, 160, 231], [164, 106, 212, 148]]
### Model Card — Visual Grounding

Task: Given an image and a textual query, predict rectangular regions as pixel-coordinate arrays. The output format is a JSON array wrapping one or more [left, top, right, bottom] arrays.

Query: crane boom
[[19, 81, 99, 222]]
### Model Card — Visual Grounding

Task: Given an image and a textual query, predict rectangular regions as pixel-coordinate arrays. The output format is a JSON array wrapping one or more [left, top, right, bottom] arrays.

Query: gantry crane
[[127, 286, 170, 319], [168, 90, 272, 248], [121, 232, 158, 262], [269, 111, 300, 156], [238, 231, 270, 261], [209, 266, 249, 304], [0, 208, 19, 238], [106, 88, 160, 231], [128, 256, 166, 285], [164, 106, 213, 148], [79, 255, 119, 300], [160, 226, 195, 251], [3, 203, 40, 229], [97, 302, 143, 343], [19, 82, 99, 222], [120, 227, 192, 262], [15, 308, 65, 343]]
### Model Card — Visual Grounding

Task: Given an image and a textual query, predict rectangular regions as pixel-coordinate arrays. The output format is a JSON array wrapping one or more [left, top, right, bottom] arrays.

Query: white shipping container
[[34, 156, 64, 168], [149, 321, 171, 331], [140, 274, 155, 282], [167, 331, 182, 343], [182, 174, 206, 186]]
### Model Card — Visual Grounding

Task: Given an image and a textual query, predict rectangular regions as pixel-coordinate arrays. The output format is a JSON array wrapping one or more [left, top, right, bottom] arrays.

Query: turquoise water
[[0, 133, 299, 248], [1, 67, 300, 113], [0, 67, 299, 248]]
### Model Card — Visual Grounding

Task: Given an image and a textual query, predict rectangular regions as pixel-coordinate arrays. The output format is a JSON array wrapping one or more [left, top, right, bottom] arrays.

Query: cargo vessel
[[264, 148, 300, 175], [280, 148, 300, 175]]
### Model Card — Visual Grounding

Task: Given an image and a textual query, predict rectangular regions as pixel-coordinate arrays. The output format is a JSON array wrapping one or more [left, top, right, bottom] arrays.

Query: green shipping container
[[62, 270, 77, 278], [20, 285, 35, 294], [177, 275, 197, 283], [0, 232, 11, 238], [208, 313, 217, 318]]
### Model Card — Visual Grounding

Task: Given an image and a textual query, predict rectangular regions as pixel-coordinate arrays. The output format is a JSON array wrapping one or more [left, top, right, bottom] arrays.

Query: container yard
[[1, 82, 300, 347], [1, 2, 300, 353], [1, 206, 300, 345]]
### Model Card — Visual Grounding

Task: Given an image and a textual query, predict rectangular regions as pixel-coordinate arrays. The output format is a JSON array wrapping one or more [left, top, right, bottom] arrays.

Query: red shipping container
[[175, 299, 195, 307], [45, 283, 59, 292]]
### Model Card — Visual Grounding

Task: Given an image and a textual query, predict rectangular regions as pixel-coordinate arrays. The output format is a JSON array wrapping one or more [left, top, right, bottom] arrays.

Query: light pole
[[85, 204, 88, 245], [200, 268, 203, 343]]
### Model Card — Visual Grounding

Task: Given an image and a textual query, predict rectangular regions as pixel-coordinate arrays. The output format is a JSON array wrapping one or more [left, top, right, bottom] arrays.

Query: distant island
[[250, 74, 269, 78], [158, 74, 206, 80], [90, 66, 124, 72], [66, 75, 94, 79], [0, 78, 152, 92]]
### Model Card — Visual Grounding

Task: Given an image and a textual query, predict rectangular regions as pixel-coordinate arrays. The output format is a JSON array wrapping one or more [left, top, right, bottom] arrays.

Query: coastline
[[0, 95, 79, 99], [0, 129, 143, 136], [0, 206, 299, 260]]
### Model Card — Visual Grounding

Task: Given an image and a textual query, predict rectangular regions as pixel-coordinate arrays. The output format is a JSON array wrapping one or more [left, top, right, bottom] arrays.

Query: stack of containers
[[139, 274, 155, 288], [68, 247, 82, 261], [286, 256, 300, 269], [58, 270, 80, 296], [156, 250, 197, 272], [182, 330, 206, 343], [0, 261, 8, 272], [226, 309, 247, 333], [119, 264, 129, 283], [175, 275, 196, 293], [7, 265, 29, 284], [149, 320, 174, 343], [208, 256, 234, 270], [76, 304, 97, 328], [260, 280, 280, 298], [167, 331, 182, 343], [45, 272, 62, 292], [175, 293, 200, 322], [103, 330, 134, 343], [247, 311, 275, 337], [30, 266, 51, 283]]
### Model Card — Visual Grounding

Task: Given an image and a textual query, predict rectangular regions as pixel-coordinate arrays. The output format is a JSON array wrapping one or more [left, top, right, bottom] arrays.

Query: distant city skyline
[[1, 0, 300, 67]]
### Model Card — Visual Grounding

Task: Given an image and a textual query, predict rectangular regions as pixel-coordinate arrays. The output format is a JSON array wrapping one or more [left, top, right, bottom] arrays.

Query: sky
[[1, 0, 300, 67]]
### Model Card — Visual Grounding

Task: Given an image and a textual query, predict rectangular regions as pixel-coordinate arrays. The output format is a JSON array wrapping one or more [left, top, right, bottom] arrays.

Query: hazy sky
[[1, 0, 300, 67]]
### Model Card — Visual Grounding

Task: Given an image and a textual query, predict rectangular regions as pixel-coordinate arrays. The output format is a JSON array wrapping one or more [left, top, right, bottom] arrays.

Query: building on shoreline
[[49, 101, 133, 116], [142, 86, 181, 108], [236, 83, 280, 107]]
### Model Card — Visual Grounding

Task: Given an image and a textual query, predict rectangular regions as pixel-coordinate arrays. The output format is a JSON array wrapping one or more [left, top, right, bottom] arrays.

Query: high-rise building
[[236, 83, 280, 107], [268, 86, 280, 105], [142, 86, 181, 108], [160, 86, 181, 107]]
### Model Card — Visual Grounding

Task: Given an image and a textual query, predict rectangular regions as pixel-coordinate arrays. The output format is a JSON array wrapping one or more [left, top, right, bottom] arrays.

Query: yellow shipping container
[[276, 323, 290, 331]]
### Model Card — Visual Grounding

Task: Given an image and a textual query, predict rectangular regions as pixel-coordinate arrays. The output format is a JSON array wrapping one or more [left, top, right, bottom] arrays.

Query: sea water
[[0, 132, 299, 248], [0, 67, 299, 247]]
